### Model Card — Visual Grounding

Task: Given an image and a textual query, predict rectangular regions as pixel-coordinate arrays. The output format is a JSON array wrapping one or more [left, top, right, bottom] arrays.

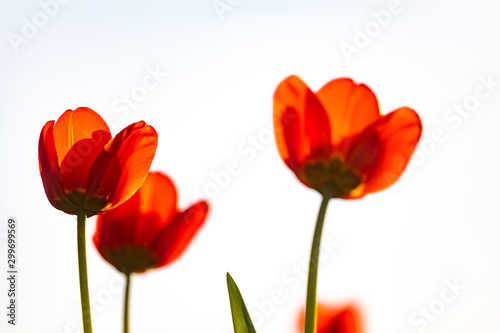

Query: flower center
[[104, 246, 159, 274], [65, 190, 110, 216], [298, 157, 362, 198]]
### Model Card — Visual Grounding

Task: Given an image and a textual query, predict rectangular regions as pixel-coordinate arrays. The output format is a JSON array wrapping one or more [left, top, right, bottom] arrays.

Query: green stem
[[304, 183, 335, 333], [124, 273, 131, 333], [77, 212, 93, 333]]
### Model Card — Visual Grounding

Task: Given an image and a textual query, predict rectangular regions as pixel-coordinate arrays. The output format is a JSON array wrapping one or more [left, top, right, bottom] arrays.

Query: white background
[[1, 0, 500, 332]]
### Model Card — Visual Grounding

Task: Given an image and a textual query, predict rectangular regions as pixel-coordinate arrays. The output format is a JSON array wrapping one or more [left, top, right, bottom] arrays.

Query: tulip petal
[[274, 75, 331, 170], [132, 172, 179, 245], [298, 304, 361, 333], [86, 121, 158, 212], [93, 193, 160, 273], [53, 107, 112, 194], [362, 107, 422, 194], [94, 172, 178, 248], [317, 305, 361, 333], [317, 78, 380, 144], [152, 201, 209, 267], [305, 90, 331, 159], [279, 107, 302, 170], [93, 172, 208, 273], [93, 192, 141, 250], [344, 125, 383, 178], [39, 121, 79, 213]]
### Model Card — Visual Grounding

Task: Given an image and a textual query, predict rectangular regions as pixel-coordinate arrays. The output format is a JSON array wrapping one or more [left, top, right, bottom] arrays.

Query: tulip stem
[[77, 211, 93, 333], [124, 273, 131, 333], [304, 183, 335, 333]]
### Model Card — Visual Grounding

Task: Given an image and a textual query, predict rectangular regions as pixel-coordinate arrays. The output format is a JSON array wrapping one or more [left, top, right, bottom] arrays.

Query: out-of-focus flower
[[273, 76, 422, 198], [93, 171, 209, 274], [298, 303, 362, 333], [38, 107, 158, 216]]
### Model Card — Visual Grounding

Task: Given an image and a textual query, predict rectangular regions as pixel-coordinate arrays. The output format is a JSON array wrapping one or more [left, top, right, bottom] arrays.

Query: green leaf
[[226, 273, 257, 333]]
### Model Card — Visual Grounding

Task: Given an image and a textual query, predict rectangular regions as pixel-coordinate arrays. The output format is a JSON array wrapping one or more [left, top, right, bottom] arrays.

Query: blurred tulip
[[274, 75, 422, 198], [298, 304, 362, 333], [93, 171, 209, 274]]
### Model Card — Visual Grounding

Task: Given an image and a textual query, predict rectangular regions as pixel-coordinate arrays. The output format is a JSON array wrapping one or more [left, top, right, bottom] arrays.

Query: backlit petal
[[93, 191, 141, 250], [93, 172, 208, 273], [274, 75, 331, 170], [297, 304, 362, 333], [86, 121, 158, 212], [132, 172, 179, 245], [279, 107, 302, 170], [152, 201, 209, 267], [344, 125, 383, 179], [362, 107, 422, 194], [317, 78, 380, 144], [305, 90, 331, 159], [53, 107, 111, 194], [39, 121, 79, 213]]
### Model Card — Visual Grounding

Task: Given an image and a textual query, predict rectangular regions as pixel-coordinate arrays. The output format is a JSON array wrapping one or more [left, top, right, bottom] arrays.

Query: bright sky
[[1, 0, 500, 332]]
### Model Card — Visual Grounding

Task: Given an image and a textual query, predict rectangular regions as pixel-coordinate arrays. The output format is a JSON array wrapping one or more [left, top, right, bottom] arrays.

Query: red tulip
[[38, 107, 158, 216], [298, 304, 362, 333], [93, 172, 209, 274], [274, 76, 422, 198]]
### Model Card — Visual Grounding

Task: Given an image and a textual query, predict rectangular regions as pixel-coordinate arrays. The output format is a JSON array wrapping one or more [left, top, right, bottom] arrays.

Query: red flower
[[298, 304, 362, 333], [274, 76, 422, 198], [93, 172, 209, 274], [38, 107, 158, 216]]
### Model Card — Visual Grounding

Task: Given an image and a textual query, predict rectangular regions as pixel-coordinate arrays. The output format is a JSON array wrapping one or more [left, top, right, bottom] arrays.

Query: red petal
[[131, 172, 179, 245], [279, 107, 302, 170], [86, 121, 158, 212], [317, 78, 380, 144], [152, 201, 209, 267], [92, 173, 177, 265], [38, 121, 79, 213], [305, 90, 331, 159], [320, 305, 361, 333], [93, 172, 202, 272], [362, 107, 422, 194], [53, 108, 112, 194], [297, 304, 362, 333], [93, 191, 141, 251], [344, 125, 383, 178], [274, 75, 331, 170]]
